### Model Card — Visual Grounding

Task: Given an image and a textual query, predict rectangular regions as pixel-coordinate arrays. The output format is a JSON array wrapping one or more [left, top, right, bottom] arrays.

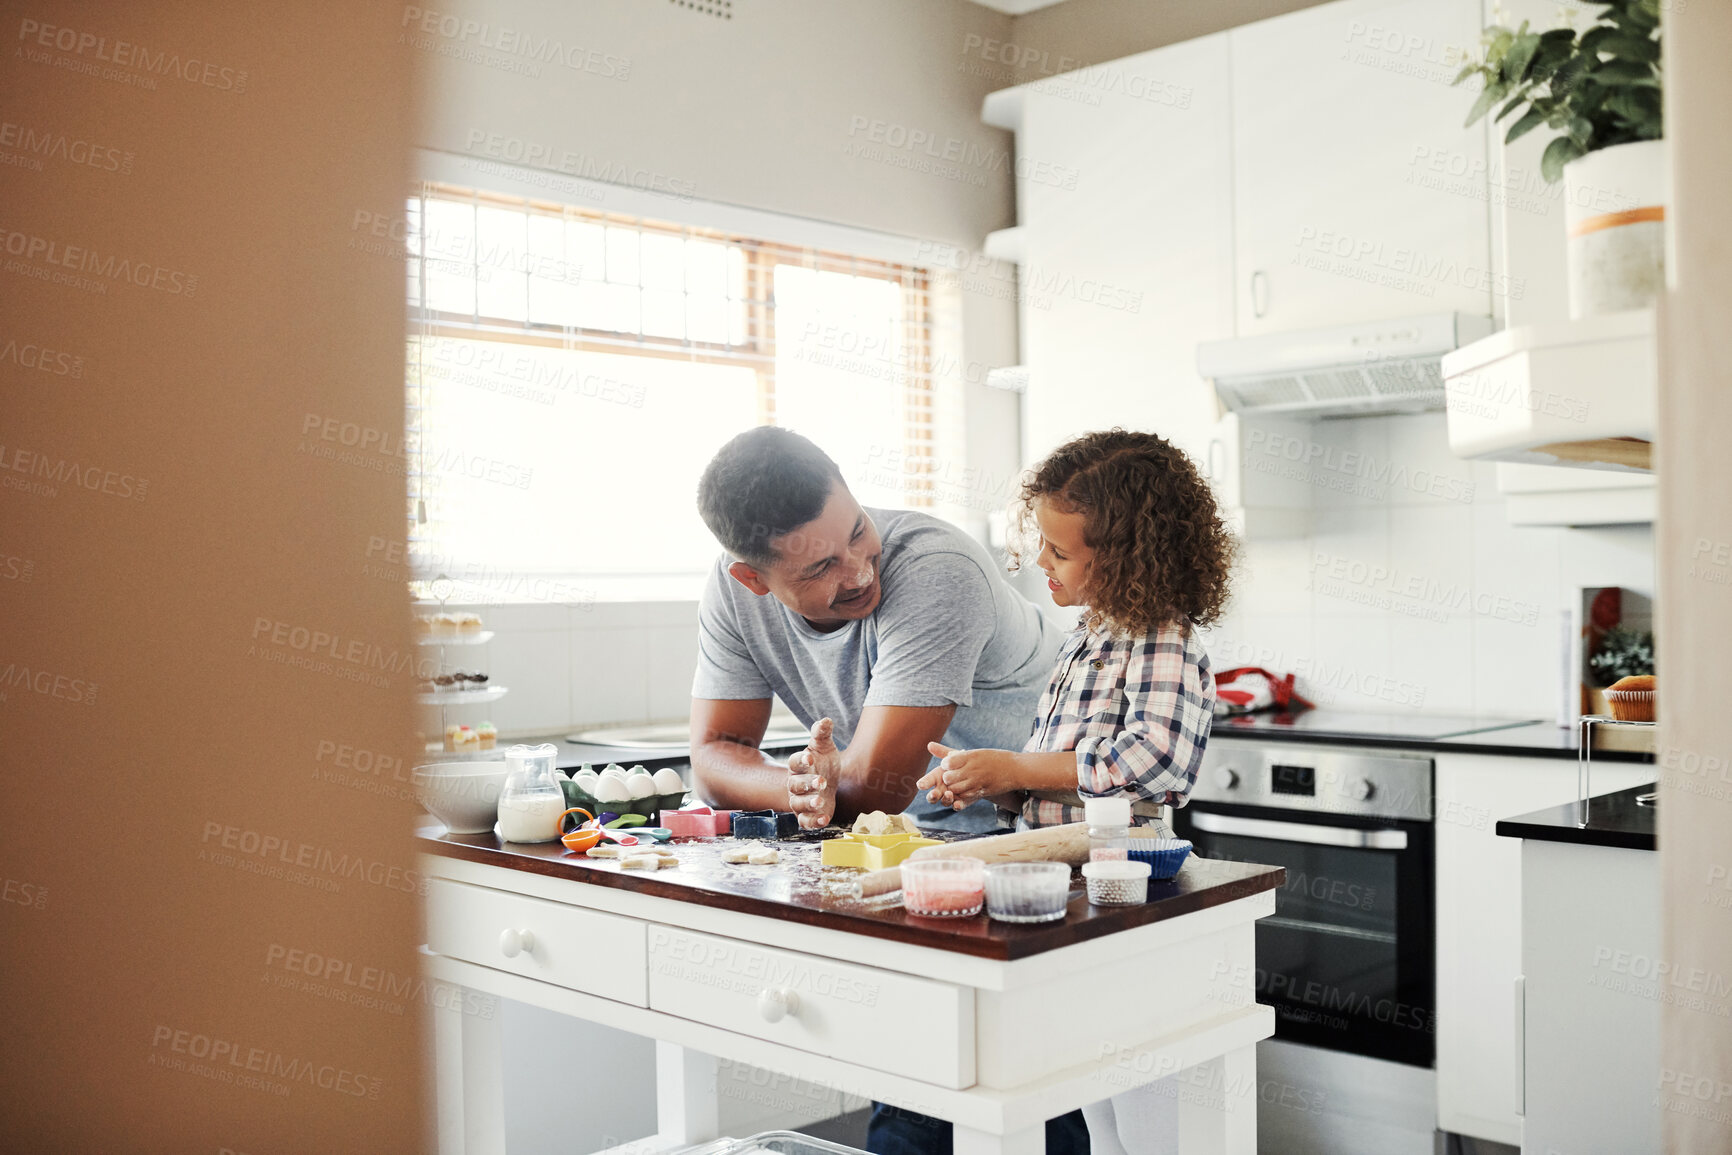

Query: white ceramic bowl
[[413, 761, 509, 834]]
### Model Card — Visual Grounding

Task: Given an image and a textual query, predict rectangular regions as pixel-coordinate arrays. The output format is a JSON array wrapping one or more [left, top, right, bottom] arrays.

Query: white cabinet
[[1003, 33, 1236, 469], [1228, 0, 1492, 334], [1432, 753, 1655, 1144]]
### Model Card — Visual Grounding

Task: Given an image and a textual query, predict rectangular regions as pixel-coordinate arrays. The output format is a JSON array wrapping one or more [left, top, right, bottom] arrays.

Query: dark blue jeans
[[866, 1101, 1089, 1155]]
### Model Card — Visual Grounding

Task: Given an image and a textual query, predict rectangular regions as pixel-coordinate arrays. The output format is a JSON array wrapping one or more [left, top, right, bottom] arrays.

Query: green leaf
[[1593, 59, 1659, 84], [1541, 136, 1588, 183], [1494, 91, 1530, 123], [1601, 33, 1660, 63], [1502, 31, 1542, 84], [1452, 62, 1481, 86], [1464, 80, 1509, 127], [1568, 116, 1595, 146], [1504, 107, 1549, 144]]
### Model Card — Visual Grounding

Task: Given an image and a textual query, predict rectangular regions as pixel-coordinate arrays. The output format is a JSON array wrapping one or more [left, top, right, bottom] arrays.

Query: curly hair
[[1007, 429, 1235, 636]]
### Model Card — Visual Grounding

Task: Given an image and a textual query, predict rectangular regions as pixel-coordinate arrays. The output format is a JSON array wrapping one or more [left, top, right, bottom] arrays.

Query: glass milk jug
[[497, 743, 565, 843]]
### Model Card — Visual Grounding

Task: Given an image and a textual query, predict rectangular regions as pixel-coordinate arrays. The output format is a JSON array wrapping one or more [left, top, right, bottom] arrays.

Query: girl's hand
[[923, 743, 1023, 811]]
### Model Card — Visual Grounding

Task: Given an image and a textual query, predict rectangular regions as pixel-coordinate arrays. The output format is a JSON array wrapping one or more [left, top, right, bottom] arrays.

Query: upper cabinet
[[986, 33, 1237, 470], [1229, 0, 1492, 334]]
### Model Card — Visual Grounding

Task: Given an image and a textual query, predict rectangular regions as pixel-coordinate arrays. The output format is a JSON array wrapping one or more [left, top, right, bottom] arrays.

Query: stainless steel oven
[[1173, 742, 1435, 1067]]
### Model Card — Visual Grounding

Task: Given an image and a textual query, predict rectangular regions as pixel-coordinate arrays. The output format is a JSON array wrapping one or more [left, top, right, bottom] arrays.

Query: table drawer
[[426, 879, 647, 1006], [646, 925, 973, 1088]]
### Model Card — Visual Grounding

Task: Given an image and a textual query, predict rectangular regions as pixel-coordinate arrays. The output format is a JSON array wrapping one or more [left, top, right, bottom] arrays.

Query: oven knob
[[1347, 778, 1375, 802], [1213, 767, 1239, 791]]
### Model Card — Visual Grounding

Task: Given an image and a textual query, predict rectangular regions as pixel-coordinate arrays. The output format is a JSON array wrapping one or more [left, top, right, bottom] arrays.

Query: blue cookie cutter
[[731, 810, 799, 840]]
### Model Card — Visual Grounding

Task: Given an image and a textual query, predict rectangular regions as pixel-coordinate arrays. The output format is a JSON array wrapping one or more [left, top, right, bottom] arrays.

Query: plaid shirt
[[1016, 620, 1214, 830]]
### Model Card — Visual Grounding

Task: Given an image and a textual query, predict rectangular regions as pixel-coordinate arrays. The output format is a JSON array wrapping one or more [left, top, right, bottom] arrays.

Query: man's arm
[[788, 702, 956, 828], [689, 697, 794, 811]]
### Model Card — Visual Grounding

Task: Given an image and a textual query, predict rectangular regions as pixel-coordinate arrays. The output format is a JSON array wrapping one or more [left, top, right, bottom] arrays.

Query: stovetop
[[1212, 709, 1542, 743]]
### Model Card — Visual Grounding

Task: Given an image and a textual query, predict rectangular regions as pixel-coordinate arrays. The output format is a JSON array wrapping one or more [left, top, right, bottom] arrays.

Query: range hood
[[1197, 313, 1494, 418]]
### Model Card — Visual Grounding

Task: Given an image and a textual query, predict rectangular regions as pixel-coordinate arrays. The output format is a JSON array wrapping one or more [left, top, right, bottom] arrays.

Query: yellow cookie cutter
[[821, 831, 941, 871]]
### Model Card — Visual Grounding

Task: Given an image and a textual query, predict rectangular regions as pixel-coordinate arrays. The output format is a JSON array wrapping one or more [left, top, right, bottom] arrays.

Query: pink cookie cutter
[[663, 806, 735, 839]]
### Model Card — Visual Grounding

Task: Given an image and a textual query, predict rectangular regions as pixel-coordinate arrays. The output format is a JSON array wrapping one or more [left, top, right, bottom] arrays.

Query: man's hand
[[918, 742, 1025, 811], [788, 718, 842, 829]]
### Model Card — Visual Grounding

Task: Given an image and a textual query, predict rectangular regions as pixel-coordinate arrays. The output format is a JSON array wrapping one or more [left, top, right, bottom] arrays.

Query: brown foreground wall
[[0, 3, 427, 1150]]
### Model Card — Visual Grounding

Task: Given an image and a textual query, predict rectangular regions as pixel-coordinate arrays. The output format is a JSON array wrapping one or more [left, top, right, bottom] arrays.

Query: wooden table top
[[417, 824, 1284, 962]]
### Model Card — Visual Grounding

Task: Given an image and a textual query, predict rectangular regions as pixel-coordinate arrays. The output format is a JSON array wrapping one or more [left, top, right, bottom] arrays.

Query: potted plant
[[1455, 0, 1664, 317]]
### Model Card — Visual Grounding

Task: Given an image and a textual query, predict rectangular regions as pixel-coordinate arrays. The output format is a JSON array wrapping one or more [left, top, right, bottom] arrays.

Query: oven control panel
[[1190, 741, 1432, 821]]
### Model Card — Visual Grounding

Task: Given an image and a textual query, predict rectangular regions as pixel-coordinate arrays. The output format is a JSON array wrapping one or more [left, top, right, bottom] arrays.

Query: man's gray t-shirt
[[692, 507, 1062, 830]]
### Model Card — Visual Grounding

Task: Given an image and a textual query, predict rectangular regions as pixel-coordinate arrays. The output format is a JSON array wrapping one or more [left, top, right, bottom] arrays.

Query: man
[[690, 425, 1059, 832], [688, 426, 1087, 1155]]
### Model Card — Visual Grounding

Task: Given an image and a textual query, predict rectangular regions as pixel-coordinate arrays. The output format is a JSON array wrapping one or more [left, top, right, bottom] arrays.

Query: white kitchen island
[[417, 825, 1284, 1155]]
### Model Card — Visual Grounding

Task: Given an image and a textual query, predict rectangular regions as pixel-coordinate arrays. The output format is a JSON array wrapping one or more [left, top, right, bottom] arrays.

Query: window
[[403, 183, 963, 602]]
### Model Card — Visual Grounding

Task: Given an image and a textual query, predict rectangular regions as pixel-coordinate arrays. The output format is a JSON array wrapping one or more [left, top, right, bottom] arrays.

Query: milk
[[497, 791, 565, 843]]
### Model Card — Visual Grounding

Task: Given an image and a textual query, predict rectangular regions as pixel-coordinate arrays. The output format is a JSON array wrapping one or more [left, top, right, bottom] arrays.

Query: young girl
[[916, 428, 1234, 1155]]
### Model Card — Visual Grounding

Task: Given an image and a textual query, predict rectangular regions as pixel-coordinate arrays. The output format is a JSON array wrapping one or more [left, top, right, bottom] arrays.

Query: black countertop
[[1210, 710, 1655, 763], [1494, 782, 1657, 851]]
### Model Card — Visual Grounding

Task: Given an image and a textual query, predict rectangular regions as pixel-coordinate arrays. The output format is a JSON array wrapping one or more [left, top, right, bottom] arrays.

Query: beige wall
[[1657, 0, 1732, 1147], [0, 3, 426, 1150], [1006, 0, 1330, 77], [411, 0, 1017, 246]]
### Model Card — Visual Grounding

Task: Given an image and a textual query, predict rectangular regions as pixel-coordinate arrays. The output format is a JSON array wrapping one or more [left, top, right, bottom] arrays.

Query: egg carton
[[561, 769, 687, 824]]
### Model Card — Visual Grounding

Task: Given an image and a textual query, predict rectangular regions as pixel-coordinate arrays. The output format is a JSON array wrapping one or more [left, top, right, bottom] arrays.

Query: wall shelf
[[1442, 308, 1655, 474]]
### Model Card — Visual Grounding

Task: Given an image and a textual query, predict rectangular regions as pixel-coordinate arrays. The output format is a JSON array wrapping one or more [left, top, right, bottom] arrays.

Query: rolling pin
[[848, 823, 1091, 898]]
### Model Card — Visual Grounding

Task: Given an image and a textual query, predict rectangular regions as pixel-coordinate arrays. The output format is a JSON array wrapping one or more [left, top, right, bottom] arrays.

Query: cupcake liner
[[1127, 838, 1193, 880], [1603, 689, 1656, 723]]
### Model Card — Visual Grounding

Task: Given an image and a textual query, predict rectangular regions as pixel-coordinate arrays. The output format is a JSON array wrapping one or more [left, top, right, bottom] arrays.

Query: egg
[[570, 769, 601, 791], [652, 767, 686, 794], [600, 764, 628, 781], [594, 775, 633, 804], [626, 769, 657, 799]]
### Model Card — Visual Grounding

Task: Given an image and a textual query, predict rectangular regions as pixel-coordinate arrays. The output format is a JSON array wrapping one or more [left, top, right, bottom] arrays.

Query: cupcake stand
[[1575, 715, 1657, 826], [418, 624, 509, 756]]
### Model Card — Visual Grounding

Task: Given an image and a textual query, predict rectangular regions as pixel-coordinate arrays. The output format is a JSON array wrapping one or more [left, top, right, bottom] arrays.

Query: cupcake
[[431, 613, 459, 636], [413, 616, 434, 636], [477, 722, 497, 750], [1604, 675, 1655, 722], [455, 612, 483, 633], [443, 723, 464, 753], [455, 726, 480, 752]]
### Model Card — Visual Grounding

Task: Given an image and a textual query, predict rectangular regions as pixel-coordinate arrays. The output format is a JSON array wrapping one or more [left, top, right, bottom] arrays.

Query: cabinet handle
[[1251, 270, 1269, 319], [756, 987, 801, 1023], [498, 928, 536, 958], [1206, 438, 1225, 483]]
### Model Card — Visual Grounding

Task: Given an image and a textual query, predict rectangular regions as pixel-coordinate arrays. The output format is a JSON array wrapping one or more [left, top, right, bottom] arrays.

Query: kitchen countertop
[[1210, 709, 1656, 763], [416, 822, 1285, 962], [1494, 783, 1657, 851], [447, 730, 809, 772]]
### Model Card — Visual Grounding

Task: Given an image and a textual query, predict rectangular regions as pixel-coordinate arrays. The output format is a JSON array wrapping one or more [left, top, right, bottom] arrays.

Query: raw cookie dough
[[620, 854, 662, 870], [656, 856, 680, 869], [852, 810, 918, 836], [722, 847, 753, 864], [587, 845, 627, 858], [747, 847, 780, 865]]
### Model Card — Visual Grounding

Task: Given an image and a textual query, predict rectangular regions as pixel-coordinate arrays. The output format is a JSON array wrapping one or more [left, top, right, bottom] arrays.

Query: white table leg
[[656, 1041, 721, 1147], [1175, 1043, 1258, 1155], [433, 985, 506, 1155], [954, 1121, 1045, 1155]]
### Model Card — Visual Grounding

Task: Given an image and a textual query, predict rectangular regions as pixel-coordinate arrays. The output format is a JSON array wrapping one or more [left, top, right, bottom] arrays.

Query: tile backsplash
[[1201, 412, 1655, 721], [418, 600, 700, 740], [426, 414, 1654, 738]]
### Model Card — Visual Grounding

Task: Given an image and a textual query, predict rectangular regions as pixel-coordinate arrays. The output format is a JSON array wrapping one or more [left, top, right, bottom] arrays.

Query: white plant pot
[[1563, 139, 1667, 318]]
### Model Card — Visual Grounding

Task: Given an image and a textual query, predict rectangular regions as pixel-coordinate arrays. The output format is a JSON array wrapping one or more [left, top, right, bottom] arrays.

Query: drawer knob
[[499, 928, 536, 959], [756, 987, 800, 1023]]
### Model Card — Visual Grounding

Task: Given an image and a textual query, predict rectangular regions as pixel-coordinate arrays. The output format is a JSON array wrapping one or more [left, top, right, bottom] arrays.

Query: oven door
[[1174, 802, 1435, 1066]]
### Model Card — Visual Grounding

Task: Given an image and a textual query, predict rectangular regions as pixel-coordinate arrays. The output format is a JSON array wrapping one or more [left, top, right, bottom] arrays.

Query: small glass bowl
[[1083, 860, 1152, 905], [984, 862, 1073, 923], [901, 859, 985, 918]]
